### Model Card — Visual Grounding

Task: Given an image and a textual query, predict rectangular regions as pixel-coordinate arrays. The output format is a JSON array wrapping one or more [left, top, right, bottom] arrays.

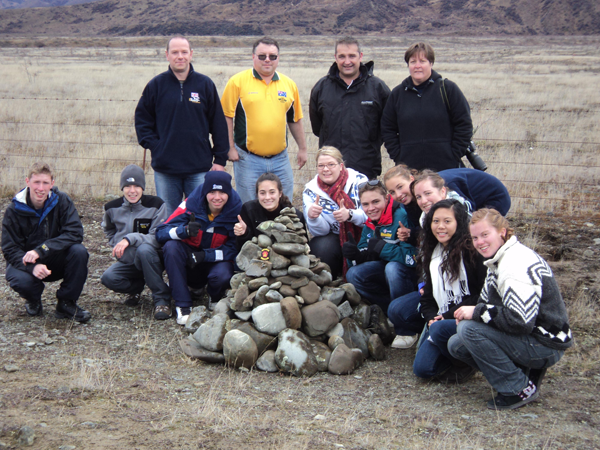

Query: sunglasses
[[357, 179, 384, 190], [256, 54, 278, 61]]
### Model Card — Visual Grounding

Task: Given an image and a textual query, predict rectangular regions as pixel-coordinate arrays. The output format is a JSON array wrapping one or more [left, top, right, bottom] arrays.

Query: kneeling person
[[156, 171, 242, 325], [101, 165, 171, 320], [1, 163, 90, 322]]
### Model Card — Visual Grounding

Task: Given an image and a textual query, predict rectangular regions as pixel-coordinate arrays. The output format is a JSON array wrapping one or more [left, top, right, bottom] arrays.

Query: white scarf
[[430, 243, 470, 314]]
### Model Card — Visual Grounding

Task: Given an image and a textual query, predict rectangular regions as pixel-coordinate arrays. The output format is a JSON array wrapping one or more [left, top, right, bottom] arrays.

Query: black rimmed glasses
[[256, 54, 278, 61], [317, 162, 339, 171]]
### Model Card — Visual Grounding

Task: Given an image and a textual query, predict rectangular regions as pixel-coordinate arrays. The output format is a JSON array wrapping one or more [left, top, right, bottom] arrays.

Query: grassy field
[[0, 35, 599, 216]]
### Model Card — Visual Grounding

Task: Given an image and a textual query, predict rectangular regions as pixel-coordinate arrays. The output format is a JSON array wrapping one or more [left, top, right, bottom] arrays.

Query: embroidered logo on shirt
[[278, 91, 287, 98], [361, 101, 374, 105], [380, 228, 392, 239], [189, 92, 200, 103]]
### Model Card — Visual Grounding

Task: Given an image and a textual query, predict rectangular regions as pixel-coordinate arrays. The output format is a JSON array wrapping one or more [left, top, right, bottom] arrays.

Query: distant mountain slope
[[0, 0, 598, 36], [0, 0, 96, 9]]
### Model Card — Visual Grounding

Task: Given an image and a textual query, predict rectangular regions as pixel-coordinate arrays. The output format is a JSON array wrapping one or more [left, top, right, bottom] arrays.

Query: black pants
[[6, 244, 89, 304], [309, 232, 342, 279]]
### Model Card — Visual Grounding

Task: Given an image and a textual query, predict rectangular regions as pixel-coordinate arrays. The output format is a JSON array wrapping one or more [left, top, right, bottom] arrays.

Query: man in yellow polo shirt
[[221, 36, 308, 204]]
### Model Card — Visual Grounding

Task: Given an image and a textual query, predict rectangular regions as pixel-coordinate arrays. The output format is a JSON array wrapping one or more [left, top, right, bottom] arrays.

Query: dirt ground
[[0, 198, 599, 450]]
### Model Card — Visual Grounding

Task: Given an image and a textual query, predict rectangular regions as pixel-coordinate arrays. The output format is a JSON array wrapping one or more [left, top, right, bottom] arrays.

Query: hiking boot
[[124, 293, 141, 307], [154, 304, 172, 321], [391, 334, 418, 349], [487, 381, 539, 410], [24, 298, 43, 316], [55, 300, 91, 323], [368, 305, 395, 345], [175, 306, 191, 325]]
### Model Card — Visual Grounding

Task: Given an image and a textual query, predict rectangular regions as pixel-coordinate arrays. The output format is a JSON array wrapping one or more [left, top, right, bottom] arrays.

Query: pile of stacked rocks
[[179, 207, 394, 377]]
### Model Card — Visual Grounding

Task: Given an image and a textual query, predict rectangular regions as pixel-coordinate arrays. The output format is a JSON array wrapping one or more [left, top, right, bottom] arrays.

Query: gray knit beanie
[[120, 164, 146, 190]]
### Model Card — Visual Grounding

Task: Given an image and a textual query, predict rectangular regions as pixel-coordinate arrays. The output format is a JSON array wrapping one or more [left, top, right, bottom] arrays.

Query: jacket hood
[[327, 61, 374, 82], [185, 175, 242, 225], [401, 69, 442, 90], [12, 186, 60, 223]]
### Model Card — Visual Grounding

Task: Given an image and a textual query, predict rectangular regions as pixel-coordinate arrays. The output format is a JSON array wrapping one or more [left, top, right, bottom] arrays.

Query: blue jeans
[[162, 240, 233, 308], [154, 171, 207, 216], [448, 320, 564, 395], [346, 260, 416, 311], [413, 320, 457, 379], [233, 145, 294, 204], [387, 290, 425, 336]]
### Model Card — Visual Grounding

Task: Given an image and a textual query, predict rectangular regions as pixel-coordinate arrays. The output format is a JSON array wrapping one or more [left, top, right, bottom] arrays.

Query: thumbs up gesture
[[185, 212, 201, 237], [308, 194, 323, 219], [234, 214, 247, 237], [397, 221, 411, 241]]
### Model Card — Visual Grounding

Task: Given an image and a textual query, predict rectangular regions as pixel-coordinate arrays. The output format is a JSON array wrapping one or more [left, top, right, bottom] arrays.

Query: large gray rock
[[192, 313, 230, 352], [340, 283, 361, 306], [246, 260, 272, 277], [290, 276, 309, 290], [179, 338, 225, 363], [255, 285, 270, 305], [272, 243, 305, 256], [213, 298, 234, 317], [223, 330, 258, 369], [256, 350, 279, 372], [266, 289, 283, 303], [328, 344, 364, 375], [234, 311, 253, 321], [327, 335, 345, 350], [257, 220, 287, 237], [270, 269, 288, 277], [321, 287, 346, 306], [301, 301, 340, 337], [275, 329, 319, 377], [18, 426, 35, 446], [341, 318, 371, 357], [272, 230, 305, 244], [230, 321, 277, 355], [310, 340, 332, 372], [288, 265, 315, 278], [252, 303, 287, 336], [290, 254, 311, 268], [276, 275, 297, 285], [257, 234, 273, 248], [231, 284, 251, 311], [298, 281, 321, 305], [274, 215, 293, 225], [236, 242, 262, 271], [269, 251, 291, 270], [184, 306, 212, 334]]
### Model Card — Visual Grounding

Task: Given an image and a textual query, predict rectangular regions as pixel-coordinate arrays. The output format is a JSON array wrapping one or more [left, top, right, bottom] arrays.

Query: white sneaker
[[391, 334, 418, 349], [175, 307, 190, 325]]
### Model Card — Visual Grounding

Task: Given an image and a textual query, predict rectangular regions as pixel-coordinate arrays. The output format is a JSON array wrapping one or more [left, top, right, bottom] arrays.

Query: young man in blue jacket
[[101, 165, 171, 320], [1, 163, 90, 322], [156, 171, 242, 325]]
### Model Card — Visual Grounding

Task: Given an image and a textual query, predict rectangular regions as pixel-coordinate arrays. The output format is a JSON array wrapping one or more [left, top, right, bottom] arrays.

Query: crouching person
[[101, 165, 171, 320], [156, 171, 241, 325], [1, 162, 90, 322]]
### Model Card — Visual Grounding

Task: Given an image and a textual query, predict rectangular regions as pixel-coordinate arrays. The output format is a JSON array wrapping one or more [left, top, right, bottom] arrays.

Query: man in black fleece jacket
[[135, 36, 229, 215]]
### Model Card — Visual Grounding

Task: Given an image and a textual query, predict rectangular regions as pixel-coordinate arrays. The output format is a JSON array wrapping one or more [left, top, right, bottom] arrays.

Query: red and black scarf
[[317, 167, 363, 278]]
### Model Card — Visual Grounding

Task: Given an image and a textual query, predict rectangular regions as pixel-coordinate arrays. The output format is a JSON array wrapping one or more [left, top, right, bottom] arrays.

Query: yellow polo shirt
[[221, 68, 303, 157]]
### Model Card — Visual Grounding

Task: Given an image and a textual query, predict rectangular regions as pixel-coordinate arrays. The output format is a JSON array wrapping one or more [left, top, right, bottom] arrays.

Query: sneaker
[[391, 334, 418, 349], [528, 368, 547, 391], [55, 300, 91, 323], [124, 293, 141, 307], [24, 298, 43, 316], [487, 381, 539, 410], [154, 304, 172, 320], [175, 307, 191, 325]]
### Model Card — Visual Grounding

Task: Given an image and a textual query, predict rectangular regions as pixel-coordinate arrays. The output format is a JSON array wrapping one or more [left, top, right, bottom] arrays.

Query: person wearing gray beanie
[[120, 164, 146, 191]]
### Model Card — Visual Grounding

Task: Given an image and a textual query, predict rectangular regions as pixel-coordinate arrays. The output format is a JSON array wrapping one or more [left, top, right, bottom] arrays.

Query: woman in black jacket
[[381, 42, 473, 172], [234, 173, 304, 249]]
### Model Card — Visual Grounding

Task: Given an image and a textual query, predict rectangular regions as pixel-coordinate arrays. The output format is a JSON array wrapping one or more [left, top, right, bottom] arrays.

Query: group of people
[[1, 36, 573, 412]]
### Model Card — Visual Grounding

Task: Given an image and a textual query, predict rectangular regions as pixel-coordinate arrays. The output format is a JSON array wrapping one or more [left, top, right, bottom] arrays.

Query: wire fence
[[1, 98, 599, 218]]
